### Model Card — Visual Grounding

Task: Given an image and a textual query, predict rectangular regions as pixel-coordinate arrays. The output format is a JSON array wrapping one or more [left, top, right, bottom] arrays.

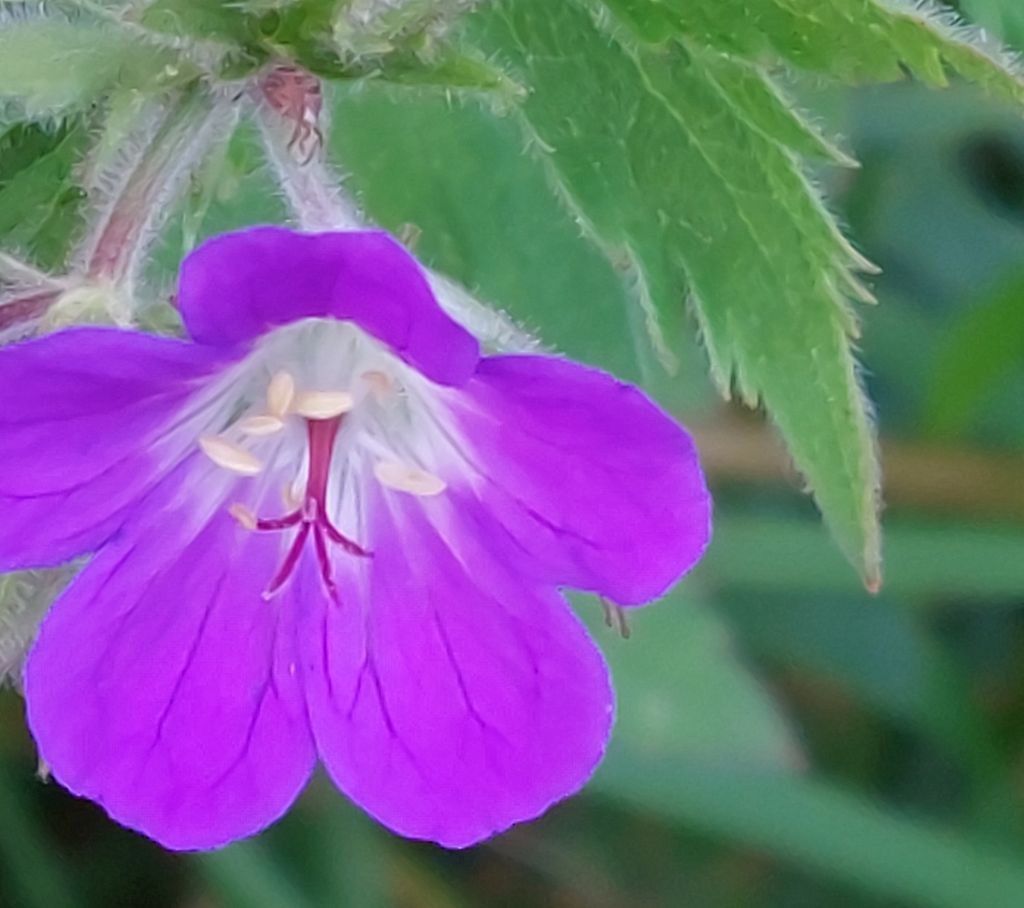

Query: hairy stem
[[77, 83, 237, 295]]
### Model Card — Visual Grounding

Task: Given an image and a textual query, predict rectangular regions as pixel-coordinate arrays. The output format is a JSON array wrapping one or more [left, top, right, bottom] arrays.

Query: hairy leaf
[[140, 0, 264, 47], [470, 0, 882, 584], [0, 121, 87, 266], [343, 47, 523, 96], [329, 83, 717, 410], [0, 15, 191, 116], [330, 85, 648, 384], [603, 0, 1024, 103]]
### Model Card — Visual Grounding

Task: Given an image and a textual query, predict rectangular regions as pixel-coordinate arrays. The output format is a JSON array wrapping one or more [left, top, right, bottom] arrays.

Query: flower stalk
[[0, 83, 236, 337], [76, 83, 237, 297]]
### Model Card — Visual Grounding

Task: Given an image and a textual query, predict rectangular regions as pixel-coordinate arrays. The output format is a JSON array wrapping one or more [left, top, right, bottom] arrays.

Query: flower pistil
[[202, 369, 371, 601]]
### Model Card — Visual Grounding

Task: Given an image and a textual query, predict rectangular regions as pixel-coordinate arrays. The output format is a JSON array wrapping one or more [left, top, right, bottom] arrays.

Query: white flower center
[[189, 318, 456, 600]]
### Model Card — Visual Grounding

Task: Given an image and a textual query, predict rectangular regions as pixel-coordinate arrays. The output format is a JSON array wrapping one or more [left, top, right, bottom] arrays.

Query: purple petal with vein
[[449, 355, 711, 604], [0, 328, 230, 570], [302, 484, 613, 848], [25, 464, 315, 850]]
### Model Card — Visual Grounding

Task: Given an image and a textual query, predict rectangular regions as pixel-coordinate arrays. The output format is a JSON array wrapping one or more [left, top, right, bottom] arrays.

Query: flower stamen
[[199, 436, 265, 476], [361, 369, 397, 401], [374, 461, 446, 497], [294, 389, 355, 419], [237, 415, 286, 436], [266, 370, 296, 417], [228, 502, 258, 531]]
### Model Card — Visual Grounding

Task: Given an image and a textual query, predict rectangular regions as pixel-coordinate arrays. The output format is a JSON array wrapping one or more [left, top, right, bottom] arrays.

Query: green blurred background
[[6, 3, 1024, 907]]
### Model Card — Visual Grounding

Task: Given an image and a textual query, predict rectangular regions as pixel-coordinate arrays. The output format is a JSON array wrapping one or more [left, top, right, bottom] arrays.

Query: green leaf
[[0, 121, 70, 185], [925, 266, 1024, 437], [719, 591, 1005, 788], [0, 16, 192, 116], [0, 120, 87, 266], [330, 82, 714, 411], [690, 51, 857, 167], [603, 0, 1024, 104], [27, 184, 87, 270], [962, 0, 1024, 48], [583, 589, 801, 771], [701, 514, 1024, 602], [140, 0, 263, 48], [261, 0, 347, 75], [594, 764, 1024, 908], [469, 0, 882, 584], [345, 48, 524, 98], [330, 86, 635, 375]]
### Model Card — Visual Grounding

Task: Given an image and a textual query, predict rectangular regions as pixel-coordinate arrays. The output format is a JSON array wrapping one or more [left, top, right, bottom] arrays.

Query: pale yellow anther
[[295, 390, 355, 420], [229, 502, 258, 531], [266, 370, 296, 417], [374, 461, 447, 497], [361, 370, 396, 396], [199, 436, 264, 476], [237, 414, 285, 436]]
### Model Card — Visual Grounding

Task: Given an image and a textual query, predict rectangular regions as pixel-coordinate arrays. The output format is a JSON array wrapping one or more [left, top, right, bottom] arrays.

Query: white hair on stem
[[74, 85, 239, 297]]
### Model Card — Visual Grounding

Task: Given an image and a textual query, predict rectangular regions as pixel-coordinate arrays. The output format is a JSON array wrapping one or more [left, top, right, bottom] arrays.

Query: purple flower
[[3, 227, 710, 850]]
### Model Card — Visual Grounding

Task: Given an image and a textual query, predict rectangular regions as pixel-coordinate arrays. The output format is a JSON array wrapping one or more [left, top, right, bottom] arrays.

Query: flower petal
[[25, 466, 315, 850], [448, 355, 711, 604], [0, 327, 231, 571], [301, 486, 613, 848], [177, 227, 480, 386]]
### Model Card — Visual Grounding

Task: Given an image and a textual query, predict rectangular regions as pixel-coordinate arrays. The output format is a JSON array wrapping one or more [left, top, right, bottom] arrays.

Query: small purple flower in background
[[0, 227, 710, 850]]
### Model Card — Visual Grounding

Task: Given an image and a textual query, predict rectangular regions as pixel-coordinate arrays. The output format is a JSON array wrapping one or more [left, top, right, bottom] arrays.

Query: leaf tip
[[864, 570, 883, 596], [861, 509, 883, 595]]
